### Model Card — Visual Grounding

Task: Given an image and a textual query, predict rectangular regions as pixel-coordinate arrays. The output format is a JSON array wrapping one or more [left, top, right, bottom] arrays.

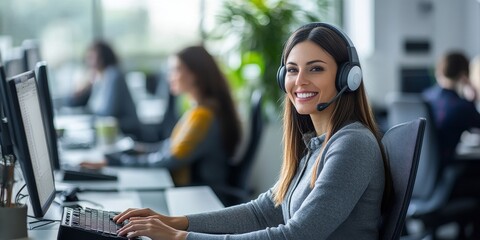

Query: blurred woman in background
[[82, 45, 242, 198], [64, 40, 141, 139]]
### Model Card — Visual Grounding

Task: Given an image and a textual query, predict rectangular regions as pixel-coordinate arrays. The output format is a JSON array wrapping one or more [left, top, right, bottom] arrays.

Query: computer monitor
[[0, 65, 16, 175], [33, 62, 118, 182], [4, 47, 26, 78], [400, 67, 435, 93], [35, 62, 60, 170], [5, 70, 55, 217], [4, 57, 26, 78], [22, 39, 42, 71]]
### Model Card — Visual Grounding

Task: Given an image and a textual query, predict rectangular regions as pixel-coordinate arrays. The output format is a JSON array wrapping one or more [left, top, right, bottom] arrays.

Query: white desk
[[456, 143, 480, 161], [55, 167, 174, 191], [166, 186, 225, 216], [27, 186, 224, 240], [455, 132, 480, 161], [56, 138, 174, 191]]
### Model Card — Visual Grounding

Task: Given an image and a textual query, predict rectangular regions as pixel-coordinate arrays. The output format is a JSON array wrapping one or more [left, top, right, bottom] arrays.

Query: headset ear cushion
[[347, 65, 362, 92], [336, 63, 362, 92], [276, 66, 286, 93]]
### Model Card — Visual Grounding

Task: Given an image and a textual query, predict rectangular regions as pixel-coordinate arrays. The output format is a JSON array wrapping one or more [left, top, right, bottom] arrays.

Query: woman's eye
[[311, 66, 324, 72], [286, 67, 298, 73]]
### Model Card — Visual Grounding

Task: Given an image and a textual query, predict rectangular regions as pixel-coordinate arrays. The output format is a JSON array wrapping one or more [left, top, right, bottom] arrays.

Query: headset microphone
[[316, 86, 348, 111]]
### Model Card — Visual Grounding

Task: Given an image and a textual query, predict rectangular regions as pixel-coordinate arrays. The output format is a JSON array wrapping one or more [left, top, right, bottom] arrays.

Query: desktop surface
[[27, 186, 224, 240], [55, 167, 173, 192], [56, 138, 174, 191], [455, 131, 480, 161]]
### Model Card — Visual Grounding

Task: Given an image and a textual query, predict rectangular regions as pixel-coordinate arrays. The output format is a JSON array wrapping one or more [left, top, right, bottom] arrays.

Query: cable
[[27, 215, 61, 230], [14, 183, 27, 204]]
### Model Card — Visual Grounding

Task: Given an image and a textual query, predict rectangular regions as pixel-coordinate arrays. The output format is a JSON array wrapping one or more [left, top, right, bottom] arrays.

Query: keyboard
[[60, 166, 118, 181], [58, 207, 135, 240]]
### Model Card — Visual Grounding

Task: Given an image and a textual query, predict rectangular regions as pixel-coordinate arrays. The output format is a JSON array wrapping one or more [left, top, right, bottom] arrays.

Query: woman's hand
[[79, 160, 107, 169], [113, 208, 159, 223], [117, 216, 188, 240], [113, 208, 189, 231]]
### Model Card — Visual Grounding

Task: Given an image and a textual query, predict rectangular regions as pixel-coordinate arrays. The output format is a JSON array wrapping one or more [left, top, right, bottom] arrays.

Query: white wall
[[465, 0, 480, 54], [249, 120, 283, 195], [364, 0, 480, 108]]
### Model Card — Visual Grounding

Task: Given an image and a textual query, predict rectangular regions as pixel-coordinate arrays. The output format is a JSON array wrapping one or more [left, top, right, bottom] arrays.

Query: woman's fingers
[[112, 208, 137, 222], [113, 208, 156, 223], [117, 218, 155, 236], [117, 217, 187, 240]]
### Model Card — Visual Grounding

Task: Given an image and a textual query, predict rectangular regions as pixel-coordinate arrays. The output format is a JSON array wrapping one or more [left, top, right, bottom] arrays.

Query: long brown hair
[[176, 45, 242, 157], [272, 23, 392, 210]]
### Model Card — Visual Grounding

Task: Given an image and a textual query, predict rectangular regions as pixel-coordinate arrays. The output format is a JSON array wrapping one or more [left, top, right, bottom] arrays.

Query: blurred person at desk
[[63, 40, 142, 139], [112, 22, 391, 240], [81, 45, 242, 191], [422, 51, 480, 166]]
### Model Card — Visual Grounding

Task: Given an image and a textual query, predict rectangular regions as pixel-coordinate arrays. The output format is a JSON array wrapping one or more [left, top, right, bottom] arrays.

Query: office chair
[[219, 90, 264, 206], [380, 118, 426, 240], [386, 92, 478, 239], [134, 72, 179, 142]]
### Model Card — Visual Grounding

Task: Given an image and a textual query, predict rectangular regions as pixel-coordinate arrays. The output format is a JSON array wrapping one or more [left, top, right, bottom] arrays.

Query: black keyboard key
[[85, 209, 92, 230], [92, 209, 98, 231]]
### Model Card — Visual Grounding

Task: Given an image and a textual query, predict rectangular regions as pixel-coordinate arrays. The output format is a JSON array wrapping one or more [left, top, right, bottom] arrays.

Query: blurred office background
[[1, 0, 479, 219], [0, 0, 339, 192]]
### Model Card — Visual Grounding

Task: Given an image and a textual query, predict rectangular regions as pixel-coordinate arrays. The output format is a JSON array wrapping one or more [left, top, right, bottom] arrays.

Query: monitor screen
[[35, 62, 60, 170], [6, 70, 55, 217], [400, 67, 435, 93]]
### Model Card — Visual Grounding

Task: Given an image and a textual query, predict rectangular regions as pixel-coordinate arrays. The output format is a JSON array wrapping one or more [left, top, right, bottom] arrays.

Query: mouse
[[60, 187, 81, 202]]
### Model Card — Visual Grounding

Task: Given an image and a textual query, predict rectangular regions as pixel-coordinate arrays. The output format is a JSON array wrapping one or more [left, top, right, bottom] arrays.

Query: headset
[[276, 22, 363, 111]]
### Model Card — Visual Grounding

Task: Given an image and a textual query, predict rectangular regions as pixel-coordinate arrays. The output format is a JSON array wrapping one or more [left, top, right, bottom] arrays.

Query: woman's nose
[[295, 70, 308, 86]]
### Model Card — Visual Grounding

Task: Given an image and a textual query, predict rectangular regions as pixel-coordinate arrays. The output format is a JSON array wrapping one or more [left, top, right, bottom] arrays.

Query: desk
[[56, 139, 174, 191], [27, 186, 224, 240], [55, 167, 174, 191], [455, 143, 480, 161], [447, 132, 480, 199], [455, 132, 480, 161], [165, 186, 225, 216]]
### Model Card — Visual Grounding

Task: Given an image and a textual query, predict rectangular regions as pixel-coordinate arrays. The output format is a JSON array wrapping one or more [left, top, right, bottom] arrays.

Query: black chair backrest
[[386, 93, 440, 201], [380, 118, 426, 240], [229, 90, 264, 189]]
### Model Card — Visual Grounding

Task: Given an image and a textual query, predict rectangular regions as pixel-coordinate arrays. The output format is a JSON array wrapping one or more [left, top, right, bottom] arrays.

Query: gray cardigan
[[186, 122, 385, 240]]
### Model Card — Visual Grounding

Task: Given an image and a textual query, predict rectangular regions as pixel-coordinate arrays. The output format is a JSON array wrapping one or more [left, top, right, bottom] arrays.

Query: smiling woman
[[110, 22, 391, 240]]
